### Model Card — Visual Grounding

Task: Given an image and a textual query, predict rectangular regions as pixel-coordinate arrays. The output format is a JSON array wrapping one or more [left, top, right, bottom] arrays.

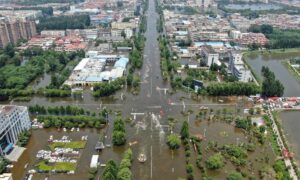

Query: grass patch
[[48, 141, 87, 151], [36, 161, 76, 171]]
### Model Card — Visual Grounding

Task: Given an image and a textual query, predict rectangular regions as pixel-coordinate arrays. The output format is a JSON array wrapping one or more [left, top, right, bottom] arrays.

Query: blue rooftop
[[114, 57, 129, 69], [194, 41, 224, 47], [176, 31, 188, 36]]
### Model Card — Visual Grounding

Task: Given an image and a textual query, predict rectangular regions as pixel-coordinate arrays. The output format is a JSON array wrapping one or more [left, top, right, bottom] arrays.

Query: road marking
[[150, 145, 153, 179]]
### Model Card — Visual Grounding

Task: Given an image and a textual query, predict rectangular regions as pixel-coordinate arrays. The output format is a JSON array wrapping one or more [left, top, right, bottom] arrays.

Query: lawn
[[48, 141, 87, 151], [36, 161, 77, 171]]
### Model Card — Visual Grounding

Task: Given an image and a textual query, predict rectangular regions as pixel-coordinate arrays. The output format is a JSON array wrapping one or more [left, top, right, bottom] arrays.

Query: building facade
[[0, 105, 31, 155], [201, 45, 219, 67], [229, 51, 252, 82], [0, 20, 37, 48]]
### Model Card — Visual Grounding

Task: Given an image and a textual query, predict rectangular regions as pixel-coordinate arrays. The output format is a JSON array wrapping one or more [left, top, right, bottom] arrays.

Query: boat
[[138, 153, 147, 163], [199, 106, 208, 110]]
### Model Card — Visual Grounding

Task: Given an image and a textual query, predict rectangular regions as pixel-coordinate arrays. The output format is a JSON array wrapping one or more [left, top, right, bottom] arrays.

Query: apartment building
[[201, 45, 219, 67], [0, 105, 31, 155], [0, 20, 37, 48], [229, 51, 252, 82]]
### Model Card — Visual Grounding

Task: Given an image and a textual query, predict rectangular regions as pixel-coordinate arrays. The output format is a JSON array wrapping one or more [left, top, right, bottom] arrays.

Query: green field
[[36, 161, 77, 171], [48, 141, 87, 151]]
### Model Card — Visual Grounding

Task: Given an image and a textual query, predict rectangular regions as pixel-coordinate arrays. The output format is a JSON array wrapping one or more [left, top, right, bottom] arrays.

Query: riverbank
[[270, 111, 300, 179], [244, 48, 300, 56], [243, 49, 300, 97], [282, 61, 300, 83]]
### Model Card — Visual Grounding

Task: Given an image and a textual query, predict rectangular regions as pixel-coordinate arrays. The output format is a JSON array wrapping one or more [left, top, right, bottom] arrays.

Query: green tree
[[0, 156, 9, 174], [117, 167, 132, 180], [235, 118, 251, 130], [4, 43, 15, 58], [180, 120, 189, 139], [112, 131, 126, 146], [103, 160, 118, 180], [167, 134, 180, 150], [206, 153, 224, 170], [227, 172, 243, 180]]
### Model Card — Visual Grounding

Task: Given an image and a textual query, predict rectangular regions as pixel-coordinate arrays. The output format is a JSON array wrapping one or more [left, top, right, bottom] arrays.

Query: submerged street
[[3, 0, 300, 179]]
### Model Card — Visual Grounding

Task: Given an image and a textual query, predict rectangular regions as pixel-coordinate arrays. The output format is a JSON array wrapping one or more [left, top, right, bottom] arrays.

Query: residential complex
[[0, 19, 37, 48], [0, 105, 31, 155]]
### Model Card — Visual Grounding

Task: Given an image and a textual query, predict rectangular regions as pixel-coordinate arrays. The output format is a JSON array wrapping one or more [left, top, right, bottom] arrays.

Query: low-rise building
[[64, 52, 129, 86], [41, 30, 66, 37]]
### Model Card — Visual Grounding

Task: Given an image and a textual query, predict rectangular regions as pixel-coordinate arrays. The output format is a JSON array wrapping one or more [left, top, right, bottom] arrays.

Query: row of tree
[[37, 115, 106, 129], [248, 24, 300, 49], [17, 130, 31, 147], [102, 149, 133, 180], [180, 121, 195, 180], [205, 82, 260, 96], [112, 117, 126, 146], [37, 15, 90, 32], [261, 66, 284, 97], [29, 105, 90, 116], [93, 78, 126, 97]]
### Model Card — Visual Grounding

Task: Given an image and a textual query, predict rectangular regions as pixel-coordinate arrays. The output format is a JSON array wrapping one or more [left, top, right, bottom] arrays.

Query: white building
[[0, 105, 31, 155], [229, 51, 252, 82], [0, 173, 13, 180], [201, 45, 219, 67], [41, 30, 66, 37], [124, 28, 133, 39], [64, 53, 129, 86], [230, 30, 242, 39]]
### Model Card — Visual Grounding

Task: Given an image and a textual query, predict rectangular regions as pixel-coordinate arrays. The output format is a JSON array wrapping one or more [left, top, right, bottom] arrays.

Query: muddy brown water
[[0, 0, 286, 179], [246, 52, 300, 167], [245, 52, 300, 97]]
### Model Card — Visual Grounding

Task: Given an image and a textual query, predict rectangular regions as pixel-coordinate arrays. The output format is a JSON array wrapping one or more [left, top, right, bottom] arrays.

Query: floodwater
[[246, 52, 300, 164], [1, 0, 280, 179], [29, 73, 52, 90], [245, 52, 300, 97], [225, 3, 282, 11], [279, 111, 300, 164]]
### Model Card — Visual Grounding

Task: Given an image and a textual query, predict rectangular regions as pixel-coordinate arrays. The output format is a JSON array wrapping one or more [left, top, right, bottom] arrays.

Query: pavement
[[5, 146, 26, 162]]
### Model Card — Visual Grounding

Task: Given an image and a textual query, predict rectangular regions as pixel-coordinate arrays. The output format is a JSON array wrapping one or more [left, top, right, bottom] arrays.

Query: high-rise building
[[0, 105, 31, 155], [0, 20, 37, 48]]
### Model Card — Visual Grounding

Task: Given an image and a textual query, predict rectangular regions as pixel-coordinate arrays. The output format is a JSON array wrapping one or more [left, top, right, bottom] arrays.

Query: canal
[[245, 52, 300, 97], [246, 52, 300, 164]]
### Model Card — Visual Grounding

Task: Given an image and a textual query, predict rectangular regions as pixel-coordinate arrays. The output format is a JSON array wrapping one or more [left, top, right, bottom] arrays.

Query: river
[[245, 52, 300, 97]]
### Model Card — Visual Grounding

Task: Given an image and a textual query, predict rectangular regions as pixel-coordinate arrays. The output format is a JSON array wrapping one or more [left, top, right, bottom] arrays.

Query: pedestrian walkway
[[268, 109, 298, 180], [5, 146, 26, 162]]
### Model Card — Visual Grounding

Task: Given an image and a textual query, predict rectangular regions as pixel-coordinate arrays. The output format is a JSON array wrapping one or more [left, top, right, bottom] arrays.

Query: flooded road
[[279, 111, 300, 164], [1, 1, 284, 179]]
